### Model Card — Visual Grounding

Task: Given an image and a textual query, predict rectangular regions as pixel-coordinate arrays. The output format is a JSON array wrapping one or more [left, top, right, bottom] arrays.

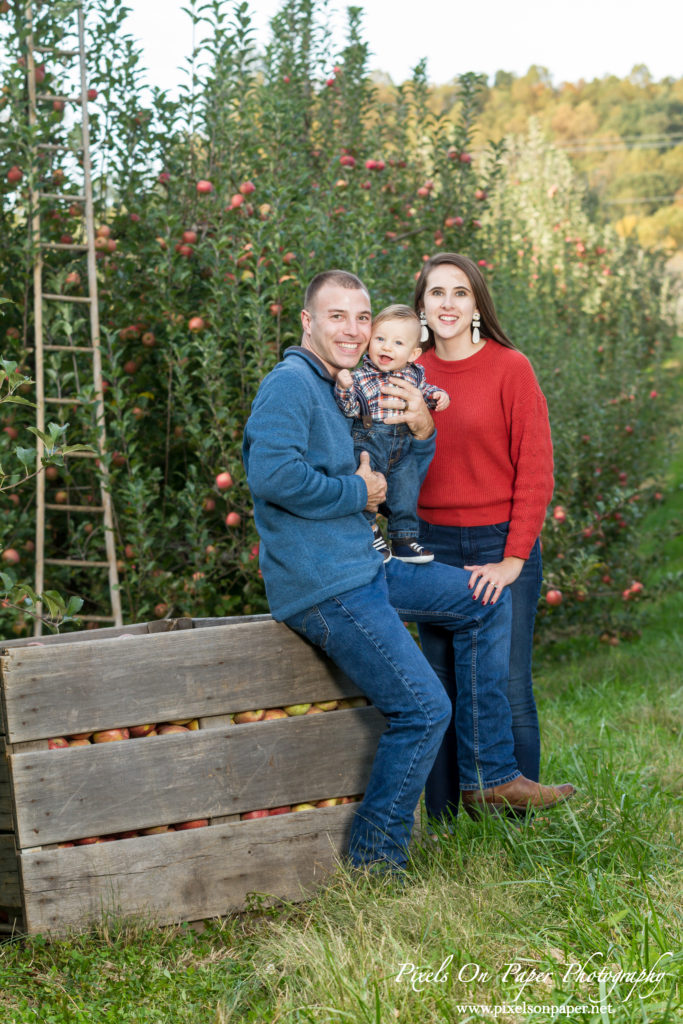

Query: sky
[[121, 0, 681, 94]]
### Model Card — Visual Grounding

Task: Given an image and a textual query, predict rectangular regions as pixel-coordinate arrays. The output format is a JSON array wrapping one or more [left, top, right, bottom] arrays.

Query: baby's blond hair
[[372, 304, 421, 344]]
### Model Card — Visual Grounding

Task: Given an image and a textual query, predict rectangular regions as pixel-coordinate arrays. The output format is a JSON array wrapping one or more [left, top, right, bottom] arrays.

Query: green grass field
[[1, 451, 681, 1024]]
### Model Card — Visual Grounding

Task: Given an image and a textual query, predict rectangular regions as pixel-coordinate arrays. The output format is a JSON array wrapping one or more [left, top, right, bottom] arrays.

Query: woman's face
[[421, 264, 477, 345]]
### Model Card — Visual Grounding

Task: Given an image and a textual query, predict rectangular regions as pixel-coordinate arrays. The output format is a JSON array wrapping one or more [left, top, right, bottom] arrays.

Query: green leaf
[[15, 447, 36, 468]]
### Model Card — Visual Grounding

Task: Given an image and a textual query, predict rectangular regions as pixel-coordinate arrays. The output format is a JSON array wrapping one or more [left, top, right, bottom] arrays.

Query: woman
[[414, 252, 554, 824]]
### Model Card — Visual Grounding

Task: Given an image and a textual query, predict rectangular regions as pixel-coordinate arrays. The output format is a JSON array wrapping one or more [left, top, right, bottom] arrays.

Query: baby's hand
[[336, 369, 354, 390], [434, 391, 450, 411]]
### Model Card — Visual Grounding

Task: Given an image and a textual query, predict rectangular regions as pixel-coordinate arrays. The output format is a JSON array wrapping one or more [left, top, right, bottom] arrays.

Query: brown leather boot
[[461, 776, 576, 819]]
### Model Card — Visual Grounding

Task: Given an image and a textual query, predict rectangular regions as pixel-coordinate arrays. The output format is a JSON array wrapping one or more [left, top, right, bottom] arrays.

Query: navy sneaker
[[372, 524, 392, 562], [391, 540, 434, 563]]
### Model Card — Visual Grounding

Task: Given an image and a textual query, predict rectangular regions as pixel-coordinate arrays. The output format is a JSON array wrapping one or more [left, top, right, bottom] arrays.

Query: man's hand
[[336, 369, 354, 391], [379, 377, 435, 439], [355, 450, 387, 512]]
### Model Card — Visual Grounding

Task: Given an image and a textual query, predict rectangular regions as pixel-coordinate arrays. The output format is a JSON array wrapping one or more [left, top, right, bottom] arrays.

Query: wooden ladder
[[25, 1, 122, 634]]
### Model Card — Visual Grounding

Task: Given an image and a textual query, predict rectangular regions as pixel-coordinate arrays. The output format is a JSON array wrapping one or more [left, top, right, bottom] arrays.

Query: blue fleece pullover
[[243, 347, 436, 621]]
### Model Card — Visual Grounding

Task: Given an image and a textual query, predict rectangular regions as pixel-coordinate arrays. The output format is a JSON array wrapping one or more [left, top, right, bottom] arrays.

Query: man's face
[[301, 282, 372, 375]]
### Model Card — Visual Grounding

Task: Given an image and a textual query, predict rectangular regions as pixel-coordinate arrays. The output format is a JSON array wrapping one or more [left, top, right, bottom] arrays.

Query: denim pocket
[[291, 606, 330, 652], [489, 521, 510, 538]]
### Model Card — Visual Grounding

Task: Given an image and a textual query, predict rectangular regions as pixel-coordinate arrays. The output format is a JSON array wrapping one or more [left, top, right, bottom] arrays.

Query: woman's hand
[[379, 377, 434, 439], [464, 556, 525, 605]]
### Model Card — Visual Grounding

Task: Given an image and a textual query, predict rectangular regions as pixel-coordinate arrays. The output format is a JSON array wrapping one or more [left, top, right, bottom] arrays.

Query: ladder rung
[[44, 344, 96, 352], [44, 397, 87, 406], [36, 93, 82, 104], [78, 615, 117, 623], [33, 46, 81, 57], [36, 193, 86, 202], [40, 242, 88, 251], [45, 503, 104, 512], [45, 559, 110, 568], [42, 293, 92, 303]]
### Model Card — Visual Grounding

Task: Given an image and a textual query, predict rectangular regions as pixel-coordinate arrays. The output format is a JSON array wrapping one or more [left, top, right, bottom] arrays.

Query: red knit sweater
[[417, 341, 554, 560]]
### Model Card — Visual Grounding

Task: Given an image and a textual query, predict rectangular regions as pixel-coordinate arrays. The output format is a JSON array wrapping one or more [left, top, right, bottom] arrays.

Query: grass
[[1, 446, 681, 1024]]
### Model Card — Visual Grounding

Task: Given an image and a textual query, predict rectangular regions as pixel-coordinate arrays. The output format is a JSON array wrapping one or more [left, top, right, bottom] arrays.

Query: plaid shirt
[[334, 354, 446, 423]]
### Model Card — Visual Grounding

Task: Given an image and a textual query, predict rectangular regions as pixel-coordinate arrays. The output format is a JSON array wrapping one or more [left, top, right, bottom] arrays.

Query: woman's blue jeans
[[417, 519, 543, 823], [284, 559, 519, 869]]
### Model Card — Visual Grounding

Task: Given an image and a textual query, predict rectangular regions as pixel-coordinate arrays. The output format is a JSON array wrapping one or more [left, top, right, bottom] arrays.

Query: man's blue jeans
[[284, 558, 518, 869], [351, 420, 421, 539], [417, 520, 543, 823]]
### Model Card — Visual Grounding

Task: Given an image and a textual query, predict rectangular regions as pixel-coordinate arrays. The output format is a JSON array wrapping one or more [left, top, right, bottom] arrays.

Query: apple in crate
[[314, 700, 339, 711], [68, 738, 91, 747], [48, 737, 69, 749], [92, 728, 130, 742], [75, 836, 104, 845], [129, 723, 156, 738], [68, 732, 93, 740], [263, 708, 288, 721], [305, 705, 324, 715], [315, 798, 341, 807], [283, 703, 311, 716], [268, 806, 291, 815], [140, 825, 173, 835], [156, 724, 190, 735], [291, 803, 316, 812], [116, 830, 140, 839], [175, 819, 209, 830], [233, 709, 265, 724], [240, 809, 269, 820]]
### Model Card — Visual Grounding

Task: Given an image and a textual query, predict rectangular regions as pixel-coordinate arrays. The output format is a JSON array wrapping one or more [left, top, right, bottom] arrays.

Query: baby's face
[[368, 318, 422, 373]]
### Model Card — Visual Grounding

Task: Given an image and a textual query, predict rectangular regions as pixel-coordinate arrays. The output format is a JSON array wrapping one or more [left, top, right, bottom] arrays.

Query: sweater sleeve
[[245, 372, 368, 519], [504, 362, 554, 559], [334, 380, 361, 417]]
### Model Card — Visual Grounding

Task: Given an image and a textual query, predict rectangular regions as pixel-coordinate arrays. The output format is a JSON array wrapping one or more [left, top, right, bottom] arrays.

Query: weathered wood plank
[[20, 804, 355, 936], [198, 714, 240, 826], [0, 834, 20, 905], [1, 620, 360, 743], [0, 621, 151, 649], [11, 707, 384, 847]]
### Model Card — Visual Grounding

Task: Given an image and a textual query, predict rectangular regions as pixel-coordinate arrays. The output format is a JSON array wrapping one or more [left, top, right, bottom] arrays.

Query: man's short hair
[[303, 270, 369, 311]]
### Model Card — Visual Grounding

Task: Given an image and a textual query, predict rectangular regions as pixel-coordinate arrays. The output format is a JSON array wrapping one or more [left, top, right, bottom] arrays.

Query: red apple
[[268, 806, 291, 815], [225, 511, 240, 527], [196, 179, 213, 194], [545, 590, 563, 607], [141, 331, 155, 347], [269, 303, 282, 316], [174, 819, 208, 830], [154, 602, 169, 618], [48, 737, 69, 749], [75, 836, 103, 845], [2, 548, 20, 565], [92, 728, 130, 742], [188, 316, 205, 331], [240, 809, 269, 819], [87, 88, 97, 101], [156, 724, 190, 735], [239, 180, 256, 195], [283, 251, 296, 264], [552, 505, 567, 523], [305, 705, 324, 715], [215, 471, 233, 490], [263, 708, 288, 721], [182, 230, 198, 244], [7, 165, 22, 184], [68, 738, 91, 747], [233, 709, 265, 724], [459, 152, 472, 163], [129, 723, 156, 738], [315, 798, 341, 807], [140, 825, 172, 834]]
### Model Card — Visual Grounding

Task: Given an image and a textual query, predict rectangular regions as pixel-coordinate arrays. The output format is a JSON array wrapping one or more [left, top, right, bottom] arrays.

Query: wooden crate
[[0, 615, 385, 936]]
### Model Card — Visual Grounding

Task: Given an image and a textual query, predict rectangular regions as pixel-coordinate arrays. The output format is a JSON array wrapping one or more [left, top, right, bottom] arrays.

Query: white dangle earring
[[471, 310, 481, 345], [419, 311, 429, 344]]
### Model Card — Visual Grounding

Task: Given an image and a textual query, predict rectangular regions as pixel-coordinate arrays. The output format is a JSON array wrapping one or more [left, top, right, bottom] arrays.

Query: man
[[243, 270, 573, 871]]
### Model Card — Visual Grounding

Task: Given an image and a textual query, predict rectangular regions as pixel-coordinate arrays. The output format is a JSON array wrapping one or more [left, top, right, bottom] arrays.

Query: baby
[[335, 304, 449, 563]]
